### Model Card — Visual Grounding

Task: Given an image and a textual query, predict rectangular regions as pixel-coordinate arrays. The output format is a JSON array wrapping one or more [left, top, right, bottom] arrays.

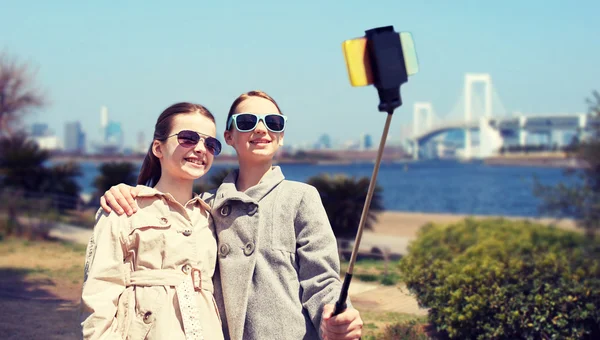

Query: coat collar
[[211, 166, 285, 210], [136, 185, 211, 212]]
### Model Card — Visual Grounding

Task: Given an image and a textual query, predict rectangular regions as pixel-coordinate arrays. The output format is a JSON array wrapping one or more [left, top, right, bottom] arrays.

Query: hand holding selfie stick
[[333, 26, 418, 316]]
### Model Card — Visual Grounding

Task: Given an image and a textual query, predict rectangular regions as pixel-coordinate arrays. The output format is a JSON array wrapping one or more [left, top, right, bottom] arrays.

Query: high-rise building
[[28, 123, 60, 150], [100, 106, 108, 129], [31, 135, 61, 150], [94, 106, 124, 154], [361, 133, 373, 150], [30, 123, 50, 137], [65, 121, 86, 154], [315, 134, 332, 150], [136, 131, 147, 153], [105, 121, 123, 146]]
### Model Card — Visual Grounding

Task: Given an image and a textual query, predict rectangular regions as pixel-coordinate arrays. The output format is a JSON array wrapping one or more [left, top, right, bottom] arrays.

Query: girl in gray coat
[[100, 91, 363, 340]]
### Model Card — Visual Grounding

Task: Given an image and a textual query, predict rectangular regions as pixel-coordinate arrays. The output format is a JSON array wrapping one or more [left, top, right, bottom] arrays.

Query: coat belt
[[125, 268, 214, 293]]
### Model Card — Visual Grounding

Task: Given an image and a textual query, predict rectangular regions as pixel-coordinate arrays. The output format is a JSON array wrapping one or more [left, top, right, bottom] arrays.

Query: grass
[[340, 258, 403, 286], [0, 237, 86, 284]]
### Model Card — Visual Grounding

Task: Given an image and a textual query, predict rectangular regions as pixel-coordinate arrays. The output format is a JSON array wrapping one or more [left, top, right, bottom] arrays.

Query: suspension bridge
[[407, 73, 597, 160]]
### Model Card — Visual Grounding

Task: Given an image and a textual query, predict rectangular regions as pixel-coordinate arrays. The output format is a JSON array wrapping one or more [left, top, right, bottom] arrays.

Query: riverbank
[[484, 153, 583, 168]]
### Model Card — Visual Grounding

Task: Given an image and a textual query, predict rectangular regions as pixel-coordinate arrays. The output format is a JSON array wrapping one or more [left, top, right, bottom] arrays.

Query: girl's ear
[[224, 130, 234, 146], [278, 132, 285, 146], [152, 140, 163, 159]]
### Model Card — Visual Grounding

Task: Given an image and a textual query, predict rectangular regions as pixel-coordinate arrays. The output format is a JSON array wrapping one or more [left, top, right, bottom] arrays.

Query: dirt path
[[0, 240, 84, 340], [349, 281, 428, 316], [0, 275, 82, 340]]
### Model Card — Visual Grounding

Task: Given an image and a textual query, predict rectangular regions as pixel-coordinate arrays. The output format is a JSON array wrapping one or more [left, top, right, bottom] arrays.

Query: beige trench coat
[[80, 186, 223, 340]]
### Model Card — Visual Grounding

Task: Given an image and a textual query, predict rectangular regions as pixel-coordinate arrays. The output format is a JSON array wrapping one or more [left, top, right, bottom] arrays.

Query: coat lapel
[[211, 166, 285, 211]]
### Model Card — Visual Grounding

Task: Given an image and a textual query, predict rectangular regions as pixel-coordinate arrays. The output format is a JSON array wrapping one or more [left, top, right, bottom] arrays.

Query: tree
[[0, 133, 81, 211], [193, 167, 234, 194], [0, 52, 45, 136], [534, 90, 600, 237], [43, 162, 83, 210], [307, 173, 384, 241], [0, 132, 49, 190], [93, 162, 138, 201]]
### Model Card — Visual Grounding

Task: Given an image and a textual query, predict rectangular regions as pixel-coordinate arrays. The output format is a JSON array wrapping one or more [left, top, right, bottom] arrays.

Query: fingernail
[[117, 209, 123, 214], [126, 210, 132, 216]]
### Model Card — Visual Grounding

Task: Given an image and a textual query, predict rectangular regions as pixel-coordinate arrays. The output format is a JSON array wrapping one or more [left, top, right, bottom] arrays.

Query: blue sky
[[2, 0, 598, 150]]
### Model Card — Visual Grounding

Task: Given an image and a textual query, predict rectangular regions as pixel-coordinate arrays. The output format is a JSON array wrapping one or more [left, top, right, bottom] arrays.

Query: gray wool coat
[[202, 166, 348, 340]]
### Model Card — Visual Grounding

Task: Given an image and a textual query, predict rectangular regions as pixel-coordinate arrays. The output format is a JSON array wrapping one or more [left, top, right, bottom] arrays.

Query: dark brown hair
[[225, 90, 282, 130], [137, 102, 215, 186]]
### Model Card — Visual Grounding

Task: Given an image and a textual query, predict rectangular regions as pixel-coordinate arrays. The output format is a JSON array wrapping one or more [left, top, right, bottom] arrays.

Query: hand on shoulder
[[100, 184, 143, 216]]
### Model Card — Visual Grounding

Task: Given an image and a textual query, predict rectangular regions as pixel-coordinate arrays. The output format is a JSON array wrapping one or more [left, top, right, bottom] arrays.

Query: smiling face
[[224, 96, 285, 165], [153, 112, 217, 183]]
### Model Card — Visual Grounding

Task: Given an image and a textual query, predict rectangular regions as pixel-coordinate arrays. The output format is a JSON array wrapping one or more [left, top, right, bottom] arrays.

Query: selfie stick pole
[[333, 25, 411, 316]]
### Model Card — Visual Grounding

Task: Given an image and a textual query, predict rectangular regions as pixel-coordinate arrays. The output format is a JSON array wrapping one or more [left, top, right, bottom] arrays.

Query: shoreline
[[483, 153, 584, 168], [49, 154, 585, 169]]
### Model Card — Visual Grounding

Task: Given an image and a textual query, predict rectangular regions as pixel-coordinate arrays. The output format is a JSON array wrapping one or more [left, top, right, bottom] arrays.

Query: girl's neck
[[236, 160, 273, 192], [154, 176, 194, 206]]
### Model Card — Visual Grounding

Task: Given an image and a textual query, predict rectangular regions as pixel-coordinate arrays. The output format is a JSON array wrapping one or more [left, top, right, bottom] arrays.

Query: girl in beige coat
[[81, 102, 225, 340]]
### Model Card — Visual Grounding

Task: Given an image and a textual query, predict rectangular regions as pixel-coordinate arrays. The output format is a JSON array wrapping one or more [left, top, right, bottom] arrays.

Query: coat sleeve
[[293, 185, 351, 333], [80, 209, 128, 340]]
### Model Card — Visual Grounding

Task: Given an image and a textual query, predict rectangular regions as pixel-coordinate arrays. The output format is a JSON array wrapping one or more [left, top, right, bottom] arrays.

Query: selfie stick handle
[[333, 25, 409, 316], [333, 111, 393, 316]]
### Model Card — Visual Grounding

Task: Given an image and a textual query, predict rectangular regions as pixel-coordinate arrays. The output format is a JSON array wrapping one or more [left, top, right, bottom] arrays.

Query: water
[[74, 160, 571, 217]]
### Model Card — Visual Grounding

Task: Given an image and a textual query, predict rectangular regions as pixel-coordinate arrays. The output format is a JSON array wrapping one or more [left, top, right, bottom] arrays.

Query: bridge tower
[[463, 73, 492, 159], [412, 102, 434, 159]]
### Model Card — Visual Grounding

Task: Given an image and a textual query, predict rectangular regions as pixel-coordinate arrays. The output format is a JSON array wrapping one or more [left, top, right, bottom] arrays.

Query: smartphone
[[342, 32, 418, 87]]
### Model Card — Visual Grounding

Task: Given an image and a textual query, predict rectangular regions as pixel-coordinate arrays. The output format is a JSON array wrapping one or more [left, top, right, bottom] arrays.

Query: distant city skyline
[[28, 115, 384, 154], [2, 1, 598, 149]]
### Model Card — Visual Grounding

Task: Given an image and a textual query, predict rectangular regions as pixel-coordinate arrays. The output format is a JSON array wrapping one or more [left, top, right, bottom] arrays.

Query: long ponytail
[[137, 144, 161, 186]]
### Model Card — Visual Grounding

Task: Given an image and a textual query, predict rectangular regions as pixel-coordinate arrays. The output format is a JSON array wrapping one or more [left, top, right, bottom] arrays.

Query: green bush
[[399, 218, 600, 339], [356, 273, 379, 282], [380, 272, 401, 286]]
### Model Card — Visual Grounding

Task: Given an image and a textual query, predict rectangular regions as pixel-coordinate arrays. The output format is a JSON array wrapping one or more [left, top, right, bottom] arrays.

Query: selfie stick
[[333, 26, 411, 316]]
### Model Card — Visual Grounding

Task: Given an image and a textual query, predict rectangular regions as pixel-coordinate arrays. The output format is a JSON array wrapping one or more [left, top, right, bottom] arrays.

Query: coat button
[[219, 243, 230, 257], [182, 264, 192, 274], [143, 311, 154, 324], [247, 204, 258, 216], [160, 217, 168, 225], [220, 205, 231, 217], [244, 242, 255, 256], [182, 229, 192, 236]]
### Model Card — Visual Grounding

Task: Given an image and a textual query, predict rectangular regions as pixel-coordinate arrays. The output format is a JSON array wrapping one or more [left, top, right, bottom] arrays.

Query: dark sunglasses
[[227, 113, 287, 133], [166, 130, 222, 156]]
